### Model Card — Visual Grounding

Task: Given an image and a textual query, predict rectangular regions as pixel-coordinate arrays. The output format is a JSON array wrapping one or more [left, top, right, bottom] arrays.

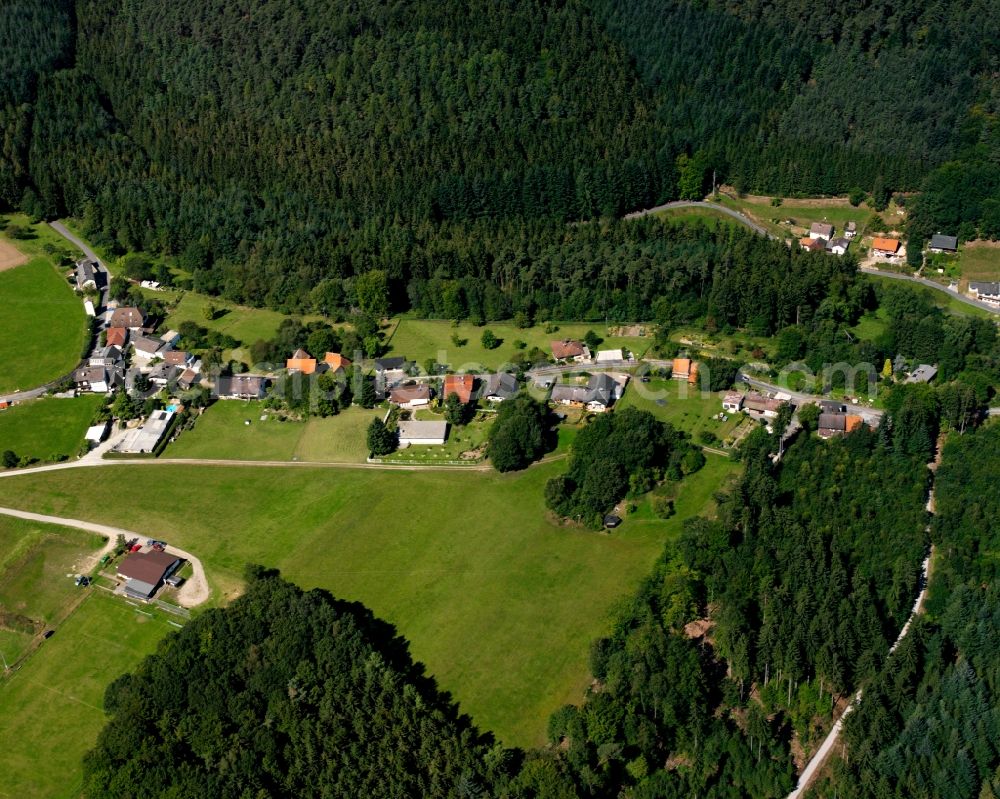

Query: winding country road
[[624, 199, 1000, 318], [860, 265, 1000, 315], [624, 200, 776, 239], [0, 506, 209, 608]]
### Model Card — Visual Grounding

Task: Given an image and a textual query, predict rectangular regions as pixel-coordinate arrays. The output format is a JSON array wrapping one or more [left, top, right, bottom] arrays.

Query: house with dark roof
[[809, 222, 834, 240], [117, 549, 183, 600], [73, 365, 120, 394], [443, 374, 474, 404], [215, 375, 268, 399], [826, 237, 850, 256], [374, 357, 407, 371], [109, 306, 145, 331], [551, 373, 623, 412], [374, 357, 413, 397], [905, 364, 938, 384], [482, 373, 518, 402], [969, 281, 1000, 307], [818, 413, 864, 439], [89, 345, 122, 369], [75, 259, 98, 291], [929, 234, 958, 253], [132, 335, 165, 362]]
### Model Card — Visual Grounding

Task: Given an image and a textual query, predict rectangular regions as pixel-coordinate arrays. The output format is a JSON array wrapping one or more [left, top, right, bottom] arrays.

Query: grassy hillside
[[0, 395, 105, 464], [0, 254, 87, 394], [0, 456, 738, 751]]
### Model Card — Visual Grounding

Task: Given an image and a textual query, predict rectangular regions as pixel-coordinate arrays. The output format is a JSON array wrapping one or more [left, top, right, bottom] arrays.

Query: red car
[[130, 543, 142, 552]]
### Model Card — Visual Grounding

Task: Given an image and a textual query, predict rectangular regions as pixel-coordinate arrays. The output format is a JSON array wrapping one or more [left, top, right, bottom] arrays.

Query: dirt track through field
[[0, 240, 28, 272]]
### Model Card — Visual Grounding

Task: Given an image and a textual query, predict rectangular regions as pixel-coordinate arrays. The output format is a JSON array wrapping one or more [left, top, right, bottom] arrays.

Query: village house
[[177, 368, 201, 391], [323, 352, 352, 373], [481, 372, 519, 402], [905, 364, 938, 384], [286, 348, 317, 375], [397, 420, 448, 446], [844, 221, 857, 238], [389, 383, 431, 409], [550, 340, 590, 363], [929, 234, 958, 254], [374, 357, 412, 397], [75, 259, 98, 291], [106, 327, 128, 349], [722, 392, 744, 413], [109, 306, 145, 331], [215, 375, 268, 399], [443, 374, 474, 404], [550, 373, 624, 412], [968, 281, 1000, 307], [799, 237, 827, 252], [163, 350, 194, 368], [742, 391, 786, 420], [88, 345, 123, 369], [117, 549, 184, 601], [132, 334, 166, 363], [117, 409, 175, 454], [73, 365, 119, 394], [826, 237, 850, 256], [809, 222, 834, 241], [871, 237, 901, 258], [817, 412, 864, 439], [671, 358, 700, 385], [148, 362, 183, 388]]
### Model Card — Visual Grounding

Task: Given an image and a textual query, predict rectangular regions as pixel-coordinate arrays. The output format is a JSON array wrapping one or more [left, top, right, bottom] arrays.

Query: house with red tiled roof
[[286, 349, 317, 375], [389, 384, 431, 408], [551, 340, 591, 363], [443, 374, 474, 404], [323, 352, 352, 372], [109, 307, 145, 331], [106, 327, 128, 348]]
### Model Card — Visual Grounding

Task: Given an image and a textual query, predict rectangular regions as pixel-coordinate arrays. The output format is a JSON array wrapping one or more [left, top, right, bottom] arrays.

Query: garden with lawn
[[383, 318, 654, 371], [618, 378, 745, 446], [166, 400, 375, 463], [0, 395, 106, 465], [0, 454, 740, 759], [0, 226, 89, 395]]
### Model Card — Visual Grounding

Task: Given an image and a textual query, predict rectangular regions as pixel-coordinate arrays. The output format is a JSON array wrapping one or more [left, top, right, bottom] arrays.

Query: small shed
[[603, 514, 622, 529]]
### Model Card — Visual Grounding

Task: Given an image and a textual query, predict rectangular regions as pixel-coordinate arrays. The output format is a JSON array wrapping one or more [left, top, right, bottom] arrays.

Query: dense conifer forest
[[3, 0, 1000, 313]]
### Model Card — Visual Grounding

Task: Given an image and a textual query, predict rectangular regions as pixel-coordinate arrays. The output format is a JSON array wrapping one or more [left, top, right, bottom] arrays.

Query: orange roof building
[[324, 352, 352, 372], [687, 362, 700, 385], [286, 348, 317, 375], [672, 358, 691, 380], [872, 237, 900, 254], [845, 415, 864, 433], [106, 327, 128, 348], [443, 374, 474, 404]]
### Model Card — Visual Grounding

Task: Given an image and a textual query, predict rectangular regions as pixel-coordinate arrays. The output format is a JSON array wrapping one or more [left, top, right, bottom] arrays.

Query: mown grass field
[[0, 456, 739, 753], [384, 318, 654, 371], [956, 241, 1000, 282], [0, 395, 105, 465], [167, 401, 375, 462], [0, 592, 178, 799], [0, 516, 103, 665], [0, 247, 88, 395]]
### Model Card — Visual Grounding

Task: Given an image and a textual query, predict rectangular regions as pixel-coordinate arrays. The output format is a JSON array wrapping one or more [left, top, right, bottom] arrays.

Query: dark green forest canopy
[[2, 0, 999, 317], [82, 569, 507, 799], [811, 423, 1000, 799]]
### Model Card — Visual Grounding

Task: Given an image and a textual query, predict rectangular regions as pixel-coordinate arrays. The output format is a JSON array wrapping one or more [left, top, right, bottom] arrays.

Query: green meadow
[[0, 456, 739, 753], [0, 395, 105, 464], [0, 248, 88, 395]]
